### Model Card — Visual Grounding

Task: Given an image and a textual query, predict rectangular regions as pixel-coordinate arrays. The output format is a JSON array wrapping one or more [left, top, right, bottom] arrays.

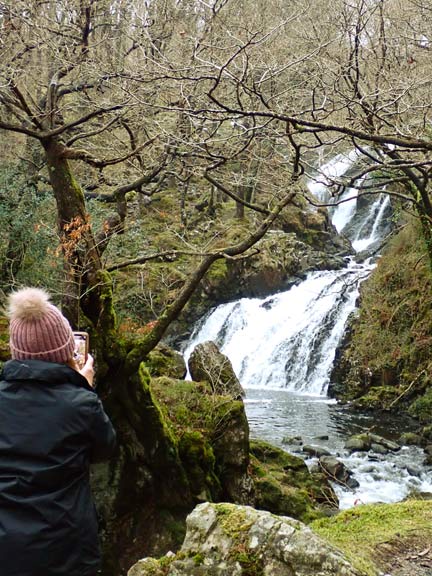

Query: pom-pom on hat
[[7, 287, 75, 364]]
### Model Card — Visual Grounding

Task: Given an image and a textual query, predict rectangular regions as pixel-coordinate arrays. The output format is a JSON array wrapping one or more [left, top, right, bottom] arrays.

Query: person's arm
[[88, 395, 117, 462]]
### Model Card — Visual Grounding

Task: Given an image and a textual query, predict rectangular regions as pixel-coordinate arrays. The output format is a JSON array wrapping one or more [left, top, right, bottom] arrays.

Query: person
[[0, 287, 116, 576]]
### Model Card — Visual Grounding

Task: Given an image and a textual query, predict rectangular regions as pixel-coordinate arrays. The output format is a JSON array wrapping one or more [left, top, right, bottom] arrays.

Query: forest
[[1, 1, 432, 575]]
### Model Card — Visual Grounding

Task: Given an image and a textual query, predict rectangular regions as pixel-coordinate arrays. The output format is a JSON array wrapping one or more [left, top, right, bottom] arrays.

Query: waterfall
[[184, 150, 391, 397], [183, 152, 432, 508], [184, 263, 373, 395]]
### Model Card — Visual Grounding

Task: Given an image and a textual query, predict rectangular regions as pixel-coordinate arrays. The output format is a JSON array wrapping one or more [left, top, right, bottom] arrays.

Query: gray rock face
[[128, 502, 363, 576], [188, 341, 245, 399], [303, 444, 332, 457], [319, 456, 360, 489]]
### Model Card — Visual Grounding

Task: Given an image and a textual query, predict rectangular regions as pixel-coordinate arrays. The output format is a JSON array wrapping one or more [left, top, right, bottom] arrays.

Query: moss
[[312, 499, 432, 576], [145, 344, 186, 379], [249, 440, 337, 522], [408, 388, 432, 422], [351, 386, 399, 410], [150, 376, 241, 437], [192, 553, 204, 566], [178, 430, 221, 500], [215, 503, 254, 538], [333, 218, 432, 413]]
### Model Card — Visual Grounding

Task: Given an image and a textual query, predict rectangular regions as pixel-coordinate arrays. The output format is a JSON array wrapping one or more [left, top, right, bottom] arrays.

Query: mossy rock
[[178, 430, 221, 501], [145, 343, 186, 379], [250, 440, 338, 522], [408, 388, 432, 422], [150, 376, 252, 503], [351, 386, 399, 410]]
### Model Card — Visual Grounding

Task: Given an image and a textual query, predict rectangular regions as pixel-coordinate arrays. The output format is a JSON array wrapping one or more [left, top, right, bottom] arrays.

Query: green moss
[[215, 503, 254, 538], [334, 219, 432, 412], [249, 440, 337, 522], [192, 553, 204, 566], [178, 430, 221, 499], [351, 386, 399, 410], [145, 344, 186, 379], [408, 388, 432, 421], [312, 500, 432, 576]]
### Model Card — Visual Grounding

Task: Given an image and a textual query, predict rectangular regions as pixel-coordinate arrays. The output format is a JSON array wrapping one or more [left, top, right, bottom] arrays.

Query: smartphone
[[73, 331, 89, 370]]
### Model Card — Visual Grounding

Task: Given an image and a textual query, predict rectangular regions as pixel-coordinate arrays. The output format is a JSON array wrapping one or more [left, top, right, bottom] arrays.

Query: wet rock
[[188, 341, 244, 399], [424, 445, 432, 456], [302, 445, 332, 457], [424, 455, 432, 466], [250, 440, 338, 518], [319, 456, 360, 489], [282, 435, 303, 446], [314, 434, 329, 441], [399, 432, 423, 446], [345, 435, 370, 453], [127, 502, 363, 576], [369, 434, 400, 452], [370, 443, 388, 455], [345, 433, 400, 454], [406, 465, 422, 478]]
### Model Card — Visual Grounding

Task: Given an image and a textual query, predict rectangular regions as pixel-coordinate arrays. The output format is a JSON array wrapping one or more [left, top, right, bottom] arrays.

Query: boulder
[[146, 343, 187, 379], [344, 433, 400, 454], [319, 456, 360, 489], [369, 434, 400, 452], [127, 502, 363, 576], [303, 444, 332, 457], [150, 376, 253, 505], [282, 435, 303, 446], [399, 432, 423, 446], [250, 440, 338, 520], [188, 341, 244, 399]]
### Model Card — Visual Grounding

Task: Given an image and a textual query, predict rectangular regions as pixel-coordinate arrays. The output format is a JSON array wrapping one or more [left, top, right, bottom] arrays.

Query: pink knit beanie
[[7, 287, 75, 363]]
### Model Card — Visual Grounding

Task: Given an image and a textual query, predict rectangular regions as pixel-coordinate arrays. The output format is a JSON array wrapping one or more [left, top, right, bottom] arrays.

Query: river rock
[[345, 433, 400, 454], [282, 435, 303, 446], [188, 341, 244, 399], [370, 443, 388, 455], [369, 434, 400, 452], [303, 444, 332, 457], [399, 432, 423, 446], [406, 465, 422, 478], [319, 456, 360, 489], [344, 435, 370, 453], [424, 445, 432, 456], [127, 502, 363, 576]]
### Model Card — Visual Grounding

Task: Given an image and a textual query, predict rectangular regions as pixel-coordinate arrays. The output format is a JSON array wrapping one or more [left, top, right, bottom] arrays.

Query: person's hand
[[79, 353, 95, 388]]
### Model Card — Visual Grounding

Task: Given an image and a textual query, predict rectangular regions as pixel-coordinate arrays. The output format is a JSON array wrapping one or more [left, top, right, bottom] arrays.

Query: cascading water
[[184, 150, 432, 508]]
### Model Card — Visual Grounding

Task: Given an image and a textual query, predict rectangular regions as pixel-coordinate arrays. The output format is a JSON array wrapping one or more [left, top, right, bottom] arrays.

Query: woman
[[0, 287, 116, 576]]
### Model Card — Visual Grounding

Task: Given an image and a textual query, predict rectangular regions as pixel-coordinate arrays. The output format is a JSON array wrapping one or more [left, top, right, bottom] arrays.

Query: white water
[[184, 151, 432, 507], [184, 262, 373, 395]]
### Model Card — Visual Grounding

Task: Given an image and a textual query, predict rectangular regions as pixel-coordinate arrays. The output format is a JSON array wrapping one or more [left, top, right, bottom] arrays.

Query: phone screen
[[73, 332, 88, 369]]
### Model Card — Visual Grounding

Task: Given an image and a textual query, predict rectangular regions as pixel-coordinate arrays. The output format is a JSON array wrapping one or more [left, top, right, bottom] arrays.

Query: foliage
[[0, 165, 61, 292], [333, 218, 432, 412]]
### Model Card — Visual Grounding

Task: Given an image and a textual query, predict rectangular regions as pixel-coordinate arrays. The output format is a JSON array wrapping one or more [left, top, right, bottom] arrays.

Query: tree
[[0, 1, 304, 573]]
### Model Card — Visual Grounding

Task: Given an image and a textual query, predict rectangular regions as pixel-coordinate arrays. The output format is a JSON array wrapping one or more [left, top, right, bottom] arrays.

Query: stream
[[184, 151, 432, 509]]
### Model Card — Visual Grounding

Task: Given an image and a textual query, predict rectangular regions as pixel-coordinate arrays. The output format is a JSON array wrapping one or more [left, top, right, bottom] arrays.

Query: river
[[183, 151, 432, 508]]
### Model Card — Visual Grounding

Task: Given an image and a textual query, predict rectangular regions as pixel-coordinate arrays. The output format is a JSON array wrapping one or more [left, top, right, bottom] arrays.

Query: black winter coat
[[0, 359, 116, 576]]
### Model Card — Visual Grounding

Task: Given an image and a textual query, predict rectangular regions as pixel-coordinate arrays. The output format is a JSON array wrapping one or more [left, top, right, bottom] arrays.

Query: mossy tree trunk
[[37, 135, 301, 574], [40, 136, 193, 575]]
